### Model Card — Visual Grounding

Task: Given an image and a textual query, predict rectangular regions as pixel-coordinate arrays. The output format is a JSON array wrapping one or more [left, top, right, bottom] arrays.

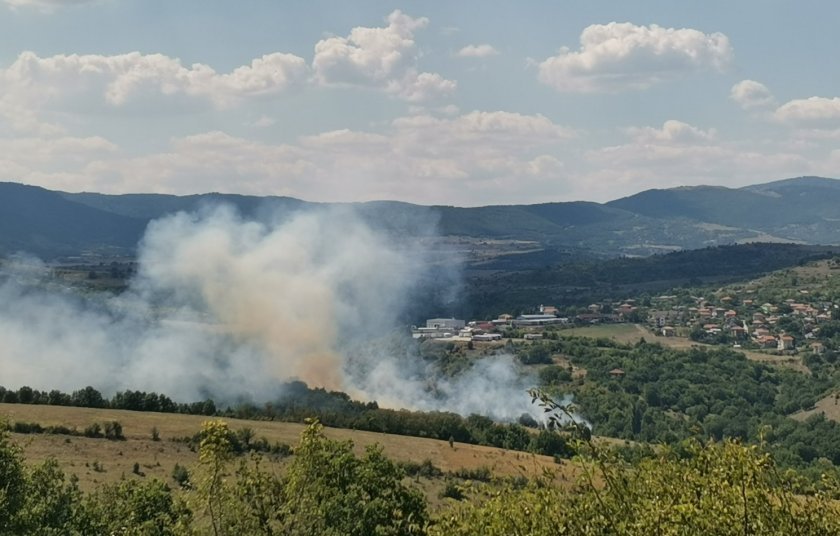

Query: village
[[413, 286, 838, 357]]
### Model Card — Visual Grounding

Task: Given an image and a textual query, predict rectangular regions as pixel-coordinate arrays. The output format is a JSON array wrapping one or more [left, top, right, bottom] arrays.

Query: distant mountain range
[[2, 176, 840, 259]]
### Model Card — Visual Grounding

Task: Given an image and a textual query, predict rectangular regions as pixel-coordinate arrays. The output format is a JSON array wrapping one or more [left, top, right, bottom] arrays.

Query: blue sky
[[1, 1, 838, 205]]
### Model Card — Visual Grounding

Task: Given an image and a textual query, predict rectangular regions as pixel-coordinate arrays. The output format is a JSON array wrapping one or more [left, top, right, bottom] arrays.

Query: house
[[539, 305, 558, 315], [730, 326, 747, 339], [778, 335, 794, 351], [650, 310, 683, 328], [810, 342, 826, 354], [617, 303, 637, 315], [523, 333, 543, 341], [576, 313, 602, 324], [753, 328, 771, 338], [758, 335, 777, 349], [661, 326, 676, 337], [609, 368, 625, 378]]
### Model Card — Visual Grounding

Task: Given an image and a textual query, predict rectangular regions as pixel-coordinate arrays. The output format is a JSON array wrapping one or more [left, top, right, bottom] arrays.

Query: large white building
[[514, 314, 567, 327], [425, 318, 466, 330]]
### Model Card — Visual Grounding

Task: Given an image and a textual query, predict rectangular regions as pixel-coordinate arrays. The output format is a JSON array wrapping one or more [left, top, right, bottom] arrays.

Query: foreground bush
[[431, 439, 840, 535], [431, 392, 840, 535]]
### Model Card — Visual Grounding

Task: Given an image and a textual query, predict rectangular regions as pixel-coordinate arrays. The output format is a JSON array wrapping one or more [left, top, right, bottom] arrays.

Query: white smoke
[[0, 205, 540, 421]]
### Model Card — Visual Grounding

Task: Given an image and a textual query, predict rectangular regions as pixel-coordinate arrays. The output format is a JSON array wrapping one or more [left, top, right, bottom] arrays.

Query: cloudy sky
[[1, 1, 838, 205]]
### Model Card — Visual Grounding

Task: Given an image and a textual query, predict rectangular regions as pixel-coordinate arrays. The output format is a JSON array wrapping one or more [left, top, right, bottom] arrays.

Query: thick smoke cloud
[[0, 206, 540, 421]]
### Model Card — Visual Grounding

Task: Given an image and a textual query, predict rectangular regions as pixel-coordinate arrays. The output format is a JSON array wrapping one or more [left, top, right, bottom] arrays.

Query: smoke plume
[[0, 205, 540, 421]]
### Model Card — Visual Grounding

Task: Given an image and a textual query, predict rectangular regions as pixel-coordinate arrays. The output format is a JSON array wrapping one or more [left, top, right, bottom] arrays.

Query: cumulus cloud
[[774, 96, 840, 128], [0, 50, 309, 124], [313, 10, 456, 101], [455, 44, 499, 58], [4, 0, 98, 12], [582, 120, 808, 198], [627, 119, 716, 144], [730, 80, 776, 110], [0, 10, 455, 132], [538, 22, 733, 92], [5, 110, 575, 205]]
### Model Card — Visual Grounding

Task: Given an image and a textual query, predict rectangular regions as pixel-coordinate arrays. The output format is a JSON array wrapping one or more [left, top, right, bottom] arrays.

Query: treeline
[[0, 385, 217, 415], [0, 382, 572, 458], [460, 243, 840, 317]]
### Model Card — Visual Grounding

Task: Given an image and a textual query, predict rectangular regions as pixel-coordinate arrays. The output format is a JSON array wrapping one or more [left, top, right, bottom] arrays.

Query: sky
[[1, 0, 839, 206]]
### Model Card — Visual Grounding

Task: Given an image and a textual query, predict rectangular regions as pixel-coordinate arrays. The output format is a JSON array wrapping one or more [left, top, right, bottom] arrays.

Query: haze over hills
[[1, 176, 839, 260]]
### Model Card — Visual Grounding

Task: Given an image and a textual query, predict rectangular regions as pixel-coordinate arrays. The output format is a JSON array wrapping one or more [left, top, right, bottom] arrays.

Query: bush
[[399, 459, 443, 478], [452, 466, 492, 482], [439, 480, 466, 501], [103, 421, 124, 441], [171, 463, 191, 489]]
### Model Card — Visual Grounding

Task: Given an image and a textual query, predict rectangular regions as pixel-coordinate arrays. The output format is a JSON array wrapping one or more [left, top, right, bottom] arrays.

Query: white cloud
[[627, 120, 716, 144], [774, 97, 840, 128], [538, 22, 733, 92], [0, 50, 309, 126], [730, 80, 776, 110], [581, 121, 808, 199], [6, 111, 576, 205], [456, 44, 499, 58], [0, 135, 118, 191], [313, 10, 456, 101], [4, 0, 98, 13], [249, 115, 276, 128], [389, 71, 457, 102]]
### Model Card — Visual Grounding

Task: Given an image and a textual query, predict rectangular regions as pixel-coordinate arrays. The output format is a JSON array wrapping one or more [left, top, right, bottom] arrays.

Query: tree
[[71, 386, 105, 408], [0, 423, 26, 533], [282, 420, 427, 535]]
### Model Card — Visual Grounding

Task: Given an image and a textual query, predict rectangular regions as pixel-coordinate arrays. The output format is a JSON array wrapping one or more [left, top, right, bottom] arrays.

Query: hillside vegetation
[[3, 406, 840, 535]]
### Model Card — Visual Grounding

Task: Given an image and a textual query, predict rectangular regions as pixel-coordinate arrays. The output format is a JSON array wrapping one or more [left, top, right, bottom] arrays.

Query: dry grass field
[[792, 393, 840, 423], [561, 323, 645, 344], [0, 403, 576, 504]]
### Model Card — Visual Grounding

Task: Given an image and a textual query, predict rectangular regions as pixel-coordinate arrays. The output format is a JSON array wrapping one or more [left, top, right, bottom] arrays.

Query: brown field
[[792, 392, 840, 423], [0, 403, 576, 503], [561, 323, 645, 344]]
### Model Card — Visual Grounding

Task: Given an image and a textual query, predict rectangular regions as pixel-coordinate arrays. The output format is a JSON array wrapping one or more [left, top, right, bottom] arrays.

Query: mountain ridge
[[0, 176, 838, 259]]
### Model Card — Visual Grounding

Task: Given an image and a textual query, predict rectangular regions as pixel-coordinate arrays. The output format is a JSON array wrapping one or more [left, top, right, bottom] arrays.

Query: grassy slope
[[0, 403, 571, 497], [560, 323, 808, 372]]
